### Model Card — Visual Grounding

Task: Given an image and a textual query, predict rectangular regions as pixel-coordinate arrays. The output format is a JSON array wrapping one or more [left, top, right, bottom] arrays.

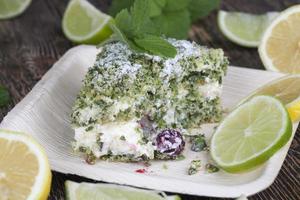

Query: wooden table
[[0, 0, 299, 199]]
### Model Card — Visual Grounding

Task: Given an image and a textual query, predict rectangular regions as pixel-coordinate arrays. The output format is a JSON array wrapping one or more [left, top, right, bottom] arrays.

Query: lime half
[[65, 181, 181, 200], [238, 74, 300, 122], [0, 0, 31, 19], [62, 0, 113, 44], [211, 96, 292, 173], [218, 11, 279, 47]]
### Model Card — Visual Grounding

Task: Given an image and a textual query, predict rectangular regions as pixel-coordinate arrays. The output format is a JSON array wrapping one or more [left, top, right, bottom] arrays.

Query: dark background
[[0, 0, 299, 199]]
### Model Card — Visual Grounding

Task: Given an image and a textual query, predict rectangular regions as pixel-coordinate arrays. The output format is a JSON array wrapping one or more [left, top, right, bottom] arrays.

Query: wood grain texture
[[0, 0, 299, 199]]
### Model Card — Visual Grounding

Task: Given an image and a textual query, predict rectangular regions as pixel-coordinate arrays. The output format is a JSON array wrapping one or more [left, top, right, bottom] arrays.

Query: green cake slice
[[71, 39, 228, 163]]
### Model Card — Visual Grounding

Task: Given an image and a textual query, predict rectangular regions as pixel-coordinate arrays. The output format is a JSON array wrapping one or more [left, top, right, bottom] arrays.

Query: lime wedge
[[65, 181, 181, 200], [211, 96, 292, 173], [62, 0, 113, 44], [238, 74, 300, 122], [0, 0, 31, 19], [218, 10, 279, 47]]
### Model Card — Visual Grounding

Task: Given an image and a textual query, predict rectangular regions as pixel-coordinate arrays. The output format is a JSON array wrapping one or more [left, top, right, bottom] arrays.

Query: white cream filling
[[74, 120, 154, 159]]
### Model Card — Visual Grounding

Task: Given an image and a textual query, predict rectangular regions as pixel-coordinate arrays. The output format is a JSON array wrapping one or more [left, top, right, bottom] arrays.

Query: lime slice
[[238, 74, 300, 122], [0, 0, 31, 19], [62, 0, 113, 44], [211, 96, 292, 173], [65, 181, 181, 200], [258, 5, 300, 73], [218, 10, 279, 47]]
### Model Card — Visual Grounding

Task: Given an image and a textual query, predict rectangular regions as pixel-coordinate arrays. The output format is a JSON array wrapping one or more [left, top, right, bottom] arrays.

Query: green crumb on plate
[[190, 134, 207, 152], [205, 163, 219, 173], [188, 160, 201, 175]]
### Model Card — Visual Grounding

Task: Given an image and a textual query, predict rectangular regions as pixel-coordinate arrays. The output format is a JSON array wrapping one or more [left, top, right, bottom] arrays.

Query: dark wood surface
[[0, 0, 299, 199]]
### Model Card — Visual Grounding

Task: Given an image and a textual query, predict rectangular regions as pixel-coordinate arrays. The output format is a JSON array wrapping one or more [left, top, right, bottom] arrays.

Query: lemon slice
[[218, 10, 279, 47], [259, 5, 300, 73], [65, 181, 181, 200], [62, 0, 113, 44], [0, 0, 31, 19], [0, 129, 51, 200], [238, 74, 300, 122], [211, 96, 292, 173]]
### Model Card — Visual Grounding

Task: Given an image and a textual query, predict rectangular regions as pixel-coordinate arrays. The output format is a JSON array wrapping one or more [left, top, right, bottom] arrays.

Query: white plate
[[1, 45, 298, 198]]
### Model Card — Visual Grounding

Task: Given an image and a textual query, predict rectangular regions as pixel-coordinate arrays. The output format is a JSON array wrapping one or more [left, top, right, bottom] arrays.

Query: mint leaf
[[152, 0, 166, 8], [153, 9, 191, 39], [0, 86, 10, 107], [188, 0, 221, 22], [149, 0, 166, 17], [115, 0, 157, 38], [109, 23, 129, 44], [130, 0, 154, 37], [134, 35, 177, 58], [109, 23, 143, 52], [130, 0, 149, 30], [164, 0, 190, 11], [115, 9, 134, 37], [109, 0, 134, 17]]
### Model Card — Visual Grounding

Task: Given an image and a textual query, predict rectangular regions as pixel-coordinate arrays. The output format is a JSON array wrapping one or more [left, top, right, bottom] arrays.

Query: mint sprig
[[0, 86, 10, 107], [110, 0, 177, 58], [109, 0, 221, 39]]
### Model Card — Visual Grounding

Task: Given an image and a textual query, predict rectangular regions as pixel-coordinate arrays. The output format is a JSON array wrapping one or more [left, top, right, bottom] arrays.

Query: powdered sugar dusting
[[96, 39, 202, 79], [96, 43, 131, 68], [94, 42, 142, 80], [161, 39, 201, 77]]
